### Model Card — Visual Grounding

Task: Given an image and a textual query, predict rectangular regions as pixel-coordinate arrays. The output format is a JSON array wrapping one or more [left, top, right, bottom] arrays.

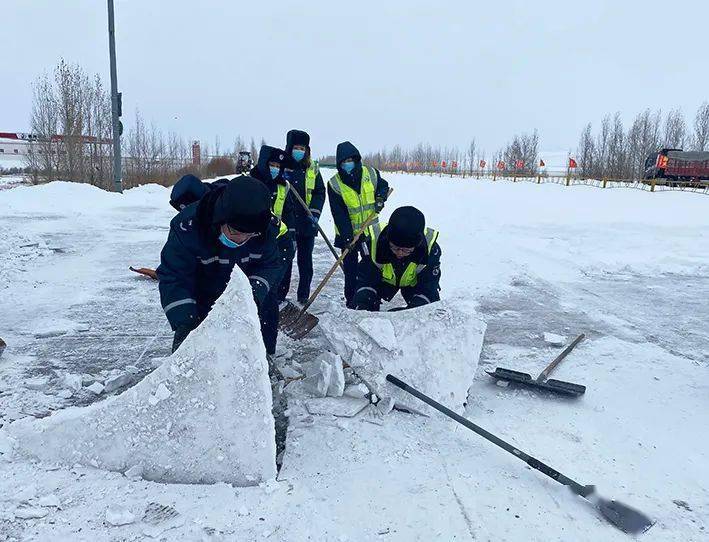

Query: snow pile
[[319, 298, 486, 413], [6, 268, 276, 485]]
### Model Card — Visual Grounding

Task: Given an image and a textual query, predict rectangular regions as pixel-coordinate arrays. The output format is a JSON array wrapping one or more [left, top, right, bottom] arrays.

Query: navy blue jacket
[[356, 225, 441, 307], [156, 200, 282, 331], [327, 142, 390, 248]]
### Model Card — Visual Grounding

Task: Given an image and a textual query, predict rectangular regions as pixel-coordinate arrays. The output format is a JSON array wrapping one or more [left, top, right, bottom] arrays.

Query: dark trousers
[[342, 247, 360, 308], [259, 290, 279, 355], [278, 234, 315, 302], [262, 237, 292, 355]]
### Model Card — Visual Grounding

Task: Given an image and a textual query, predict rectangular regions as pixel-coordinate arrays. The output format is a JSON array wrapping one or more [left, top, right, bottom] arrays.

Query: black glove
[[375, 198, 385, 212], [172, 324, 193, 353]]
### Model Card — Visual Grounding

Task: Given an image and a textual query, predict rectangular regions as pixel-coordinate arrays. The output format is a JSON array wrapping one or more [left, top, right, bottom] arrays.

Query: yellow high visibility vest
[[328, 165, 378, 234], [367, 222, 439, 287], [305, 161, 319, 206], [273, 183, 289, 238]]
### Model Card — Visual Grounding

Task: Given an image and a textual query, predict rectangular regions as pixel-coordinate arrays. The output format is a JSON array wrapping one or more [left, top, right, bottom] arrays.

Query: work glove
[[375, 197, 385, 212], [172, 324, 193, 353]]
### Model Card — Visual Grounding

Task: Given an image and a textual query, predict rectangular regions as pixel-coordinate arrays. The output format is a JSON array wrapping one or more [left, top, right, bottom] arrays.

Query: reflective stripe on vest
[[305, 161, 318, 206], [367, 222, 439, 288], [328, 165, 378, 234]]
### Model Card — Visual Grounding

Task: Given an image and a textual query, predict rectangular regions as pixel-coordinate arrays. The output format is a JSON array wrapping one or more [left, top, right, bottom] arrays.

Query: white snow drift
[[320, 297, 486, 413], [6, 268, 276, 485]]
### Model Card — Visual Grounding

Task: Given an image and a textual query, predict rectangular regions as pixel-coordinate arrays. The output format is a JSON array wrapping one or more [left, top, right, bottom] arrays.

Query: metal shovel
[[487, 333, 587, 397]]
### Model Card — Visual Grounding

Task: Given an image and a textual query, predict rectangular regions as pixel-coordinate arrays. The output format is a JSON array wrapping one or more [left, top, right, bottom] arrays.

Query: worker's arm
[[247, 228, 283, 307], [407, 242, 442, 308], [373, 168, 390, 202], [309, 169, 326, 217], [327, 182, 354, 248], [353, 251, 384, 310], [156, 220, 199, 331], [282, 184, 297, 236]]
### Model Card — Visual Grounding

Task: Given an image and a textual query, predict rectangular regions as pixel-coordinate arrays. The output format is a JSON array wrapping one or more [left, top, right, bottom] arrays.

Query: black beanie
[[388, 206, 425, 248], [212, 176, 272, 233]]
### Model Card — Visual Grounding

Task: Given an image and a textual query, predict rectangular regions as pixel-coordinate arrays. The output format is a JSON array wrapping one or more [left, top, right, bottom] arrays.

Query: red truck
[[644, 148, 709, 182]]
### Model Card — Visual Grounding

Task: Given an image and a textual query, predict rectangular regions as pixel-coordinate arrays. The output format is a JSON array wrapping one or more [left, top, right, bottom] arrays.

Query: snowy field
[[1, 172, 708, 541]]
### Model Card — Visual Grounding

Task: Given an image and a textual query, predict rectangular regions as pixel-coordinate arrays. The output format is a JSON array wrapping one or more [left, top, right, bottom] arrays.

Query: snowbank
[[319, 298, 486, 413], [6, 268, 276, 486]]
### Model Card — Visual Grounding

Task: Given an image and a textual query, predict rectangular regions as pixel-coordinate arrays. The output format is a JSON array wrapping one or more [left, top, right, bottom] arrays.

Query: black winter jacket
[[156, 189, 282, 331]]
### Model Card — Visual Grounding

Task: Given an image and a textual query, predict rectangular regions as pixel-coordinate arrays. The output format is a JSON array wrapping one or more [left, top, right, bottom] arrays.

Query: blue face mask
[[219, 232, 246, 248], [292, 149, 306, 161], [269, 166, 280, 179], [342, 161, 355, 174]]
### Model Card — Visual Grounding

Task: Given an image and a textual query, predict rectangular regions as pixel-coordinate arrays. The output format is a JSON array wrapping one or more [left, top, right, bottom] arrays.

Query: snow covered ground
[[1, 174, 708, 541]]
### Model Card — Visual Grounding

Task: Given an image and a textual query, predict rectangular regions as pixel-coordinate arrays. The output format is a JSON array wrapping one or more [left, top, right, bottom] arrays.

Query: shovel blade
[[283, 312, 319, 339], [278, 301, 303, 328], [597, 498, 654, 534], [487, 368, 585, 397]]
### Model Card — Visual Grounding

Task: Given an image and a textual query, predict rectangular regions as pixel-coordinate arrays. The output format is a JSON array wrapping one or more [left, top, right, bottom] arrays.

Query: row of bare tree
[[26, 60, 264, 188], [358, 131, 539, 176], [576, 103, 709, 180]]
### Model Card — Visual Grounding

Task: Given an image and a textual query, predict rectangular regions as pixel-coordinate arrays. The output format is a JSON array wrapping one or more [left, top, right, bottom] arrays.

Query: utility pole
[[107, 0, 123, 193]]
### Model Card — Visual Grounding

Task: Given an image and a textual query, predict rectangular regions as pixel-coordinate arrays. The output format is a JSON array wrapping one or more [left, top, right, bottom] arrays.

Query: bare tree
[[663, 108, 686, 148], [693, 102, 709, 151], [577, 122, 595, 177], [467, 139, 476, 174]]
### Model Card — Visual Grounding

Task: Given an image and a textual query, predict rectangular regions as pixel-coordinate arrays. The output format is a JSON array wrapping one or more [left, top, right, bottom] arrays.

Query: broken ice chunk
[[37, 494, 61, 508], [61, 373, 83, 392], [105, 505, 136, 526], [104, 372, 134, 393], [305, 397, 370, 417], [86, 382, 105, 395], [543, 332, 566, 347], [376, 396, 395, 415], [357, 317, 398, 350], [316, 352, 345, 397], [343, 383, 369, 399], [14, 506, 49, 519], [301, 360, 332, 397]]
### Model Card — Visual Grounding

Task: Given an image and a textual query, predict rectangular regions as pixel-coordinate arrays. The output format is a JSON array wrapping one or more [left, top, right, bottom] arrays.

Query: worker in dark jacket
[[249, 146, 296, 301], [157, 176, 283, 354], [354, 206, 441, 311], [280, 129, 326, 303], [327, 141, 390, 308]]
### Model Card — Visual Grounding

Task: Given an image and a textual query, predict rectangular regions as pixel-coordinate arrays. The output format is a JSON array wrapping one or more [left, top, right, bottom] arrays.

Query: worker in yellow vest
[[328, 141, 390, 308], [354, 206, 441, 311], [279, 129, 326, 303], [249, 145, 295, 355]]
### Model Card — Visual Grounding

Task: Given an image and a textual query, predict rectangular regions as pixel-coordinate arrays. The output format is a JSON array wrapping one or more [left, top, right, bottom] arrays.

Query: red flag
[[497, 161, 505, 170], [442, 160, 447, 168], [452, 161, 458, 169], [479, 159, 486, 168], [539, 159, 546, 167], [569, 157, 578, 168], [515, 159, 524, 169]]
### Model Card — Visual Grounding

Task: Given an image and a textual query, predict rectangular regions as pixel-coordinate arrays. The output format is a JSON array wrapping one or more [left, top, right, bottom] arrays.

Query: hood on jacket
[[336, 141, 362, 181], [170, 174, 207, 211], [256, 145, 288, 182]]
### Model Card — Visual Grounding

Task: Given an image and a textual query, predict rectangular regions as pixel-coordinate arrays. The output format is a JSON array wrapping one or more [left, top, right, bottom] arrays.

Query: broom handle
[[298, 187, 393, 317], [285, 181, 343, 270], [536, 333, 585, 382]]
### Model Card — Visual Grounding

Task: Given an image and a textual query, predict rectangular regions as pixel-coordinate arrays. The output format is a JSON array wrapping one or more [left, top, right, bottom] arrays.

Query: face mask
[[219, 232, 246, 248], [292, 149, 305, 161], [269, 166, 280, 179], [342, 161, 355, 174]]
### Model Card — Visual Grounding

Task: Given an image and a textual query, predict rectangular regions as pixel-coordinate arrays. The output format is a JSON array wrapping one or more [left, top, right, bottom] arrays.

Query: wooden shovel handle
[[536, 333, 585, 382], [297, 187, 393, 317]]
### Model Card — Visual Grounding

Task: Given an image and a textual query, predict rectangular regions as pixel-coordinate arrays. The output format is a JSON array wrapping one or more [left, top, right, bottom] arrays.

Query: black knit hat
[[388, 206, 425, 248], [212, 176, 272, 233]]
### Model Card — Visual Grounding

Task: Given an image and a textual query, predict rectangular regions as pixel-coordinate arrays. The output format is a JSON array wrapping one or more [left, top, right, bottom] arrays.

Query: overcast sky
[[2, 0, 707, 157]]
